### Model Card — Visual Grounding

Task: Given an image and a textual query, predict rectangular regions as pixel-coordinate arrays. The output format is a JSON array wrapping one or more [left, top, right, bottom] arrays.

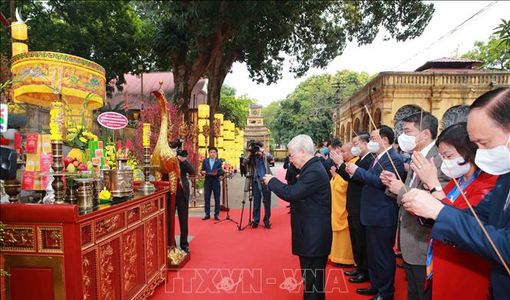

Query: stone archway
[[346, 122, 351, 142], [362, 114, 370, 132], [441, 105, 470, 130], [393, 105, 421, 137], [353, 118, 361, 133], [374, 108, 382, 129]]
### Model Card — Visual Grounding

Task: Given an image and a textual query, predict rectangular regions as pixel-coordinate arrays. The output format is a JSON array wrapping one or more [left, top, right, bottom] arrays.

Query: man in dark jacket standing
[[264, 134, 332, 300], [345, 126, 405, 300], [175, 150, 195, 253]]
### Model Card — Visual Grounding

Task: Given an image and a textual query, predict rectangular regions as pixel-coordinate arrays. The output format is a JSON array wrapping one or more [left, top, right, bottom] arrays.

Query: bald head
[[341, 142, 354, 161]]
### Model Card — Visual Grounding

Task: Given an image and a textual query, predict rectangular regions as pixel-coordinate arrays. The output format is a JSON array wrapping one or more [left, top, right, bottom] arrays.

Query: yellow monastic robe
[[328, 157, 358, 264]]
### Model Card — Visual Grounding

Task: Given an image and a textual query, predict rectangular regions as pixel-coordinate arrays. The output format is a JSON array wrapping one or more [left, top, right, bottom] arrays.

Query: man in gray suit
[[381, 112, 448, 300]]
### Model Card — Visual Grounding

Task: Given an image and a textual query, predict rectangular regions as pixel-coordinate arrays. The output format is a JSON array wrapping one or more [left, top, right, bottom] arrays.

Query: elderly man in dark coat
[[264, 134, 332, 300]]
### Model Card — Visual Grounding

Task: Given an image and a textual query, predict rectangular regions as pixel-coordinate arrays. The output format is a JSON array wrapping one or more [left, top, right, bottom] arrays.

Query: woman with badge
[[410, 122, 498, 299], [401, 87, 510, 299]]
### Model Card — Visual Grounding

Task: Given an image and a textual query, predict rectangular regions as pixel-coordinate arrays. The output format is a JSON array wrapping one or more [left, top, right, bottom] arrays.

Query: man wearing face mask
[[344, 125, 405, 300], [402, 87, 510, 299], [380, 112, 449, 300], [331, 132, 373, 283]]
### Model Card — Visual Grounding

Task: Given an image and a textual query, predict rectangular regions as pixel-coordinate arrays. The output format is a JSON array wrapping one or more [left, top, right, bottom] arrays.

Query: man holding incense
[[401, 87, 510, 299]]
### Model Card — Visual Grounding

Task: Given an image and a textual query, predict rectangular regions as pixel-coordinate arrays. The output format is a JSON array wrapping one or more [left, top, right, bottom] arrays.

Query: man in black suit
[[263, 134, 332, 300], [345, 126, 405, 300], [331, 133, 374, 283], [175, 149, 195, 253]]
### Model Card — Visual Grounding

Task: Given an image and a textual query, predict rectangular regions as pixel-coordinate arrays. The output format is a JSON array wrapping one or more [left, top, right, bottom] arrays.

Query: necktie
[[371, 157, 379, 169], [504, 191, 510, 211]]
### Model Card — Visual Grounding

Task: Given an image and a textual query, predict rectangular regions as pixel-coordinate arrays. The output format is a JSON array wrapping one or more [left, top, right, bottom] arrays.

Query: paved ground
[[188, 163, 282, 217]]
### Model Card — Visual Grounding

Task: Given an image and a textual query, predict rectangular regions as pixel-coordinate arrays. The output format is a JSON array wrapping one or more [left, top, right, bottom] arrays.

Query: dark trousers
[[204, 179, 220, 217], [366, 225, 397, 299], [403, 262, 431, 300], [299, 256, 328, 300], [347, 210, 368, 275], [252, 179, 271, 225], [175, 187, 189, 249]]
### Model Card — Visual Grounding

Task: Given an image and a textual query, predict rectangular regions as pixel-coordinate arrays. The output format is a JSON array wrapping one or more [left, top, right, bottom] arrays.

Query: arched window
[[441, 105, 469, 130], [354, 118, 360, 133], [374, 108, 382, 128], [393, 105, 421, 137]]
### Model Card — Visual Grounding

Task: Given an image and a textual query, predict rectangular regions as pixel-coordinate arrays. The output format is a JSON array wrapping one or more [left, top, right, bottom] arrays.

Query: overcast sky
[[223, 1, 509, 107]]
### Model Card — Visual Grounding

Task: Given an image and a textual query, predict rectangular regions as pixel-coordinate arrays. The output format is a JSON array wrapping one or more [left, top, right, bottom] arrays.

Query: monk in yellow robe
[[329, 142, 356, 265]]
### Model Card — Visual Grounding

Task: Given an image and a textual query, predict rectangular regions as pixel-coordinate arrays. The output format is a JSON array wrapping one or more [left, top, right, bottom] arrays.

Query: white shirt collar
[[361, 152, 370, 160], [377, 146, 393, 159], [420, 140, 436, 157]]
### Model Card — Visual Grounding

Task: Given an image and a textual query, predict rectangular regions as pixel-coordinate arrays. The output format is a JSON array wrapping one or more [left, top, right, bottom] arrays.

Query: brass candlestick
[[51, 140, 66, 204], [140, 147, 155, 194]]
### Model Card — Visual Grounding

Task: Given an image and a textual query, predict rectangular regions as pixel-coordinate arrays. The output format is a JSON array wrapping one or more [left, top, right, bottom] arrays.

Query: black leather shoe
[[344, 269, 360, 276], [350, 273, 369, 283], [252, 223, 258, 228], [356, 287, 377, 295], [214, 216, 220, 220], [202, 216, 210, 220], [264, 223, 271, 229], [181, 247, 190, 254]]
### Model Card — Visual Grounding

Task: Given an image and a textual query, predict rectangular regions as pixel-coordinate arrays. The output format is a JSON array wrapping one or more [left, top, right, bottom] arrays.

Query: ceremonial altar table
[[0, 187, 169, 300]]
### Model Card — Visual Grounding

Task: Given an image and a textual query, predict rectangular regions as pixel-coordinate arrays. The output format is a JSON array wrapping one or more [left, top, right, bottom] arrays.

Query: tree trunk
[[170, 23, 232, 122], [207, 50, 239, 146]]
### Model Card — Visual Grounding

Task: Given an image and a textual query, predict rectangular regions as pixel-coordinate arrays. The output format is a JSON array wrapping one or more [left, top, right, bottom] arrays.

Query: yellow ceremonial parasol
[[10, 51, 105, 110]]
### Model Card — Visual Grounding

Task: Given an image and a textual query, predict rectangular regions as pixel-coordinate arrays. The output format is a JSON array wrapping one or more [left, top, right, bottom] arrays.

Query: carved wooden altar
[[0, 187, 169, 300]]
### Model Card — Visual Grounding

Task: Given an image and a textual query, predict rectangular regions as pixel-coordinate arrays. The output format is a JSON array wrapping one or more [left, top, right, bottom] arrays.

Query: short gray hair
[[287, 134, 315, 155]]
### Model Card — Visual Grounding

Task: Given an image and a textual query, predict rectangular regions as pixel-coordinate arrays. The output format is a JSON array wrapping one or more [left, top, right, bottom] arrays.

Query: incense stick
[[363, 105, 407, 192]]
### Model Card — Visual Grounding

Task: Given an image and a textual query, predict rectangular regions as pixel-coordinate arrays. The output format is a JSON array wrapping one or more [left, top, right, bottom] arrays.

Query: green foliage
[[494, 19, 510, 47], [462, 36, 510, 70], [269, 70, 370, 146], [461, 19, 510, 70], [146, 0, 434, 110], [217, 86, 255, 128]]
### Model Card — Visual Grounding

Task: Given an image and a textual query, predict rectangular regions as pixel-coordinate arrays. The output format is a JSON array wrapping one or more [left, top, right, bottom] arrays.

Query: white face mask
[[441, 157, 471, 179], [351, 146, 362, 156], [474, 136, 510, 175], [367, 141, 380, 153], [398, 133, 417, 153]]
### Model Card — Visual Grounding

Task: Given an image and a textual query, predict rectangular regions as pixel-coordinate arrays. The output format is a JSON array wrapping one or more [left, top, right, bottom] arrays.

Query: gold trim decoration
[[1, 225, 36, 252], [96, 214, 123, 239], [38, 226, 64, 253], [123, 230, 138, 292], [82, 255, 92, 300], [145, 221, 155, 274], [4, 255, 65, 300], [100, 243, 115, 300], [80, 223, 94, 249]]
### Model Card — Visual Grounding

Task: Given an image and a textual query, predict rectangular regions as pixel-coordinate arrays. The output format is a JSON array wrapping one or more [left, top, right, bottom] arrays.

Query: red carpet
[[152, 168, 407, 299]]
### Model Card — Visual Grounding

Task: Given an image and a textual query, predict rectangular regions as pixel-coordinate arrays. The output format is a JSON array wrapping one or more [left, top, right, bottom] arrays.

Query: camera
[[247, 140, 262, 155]]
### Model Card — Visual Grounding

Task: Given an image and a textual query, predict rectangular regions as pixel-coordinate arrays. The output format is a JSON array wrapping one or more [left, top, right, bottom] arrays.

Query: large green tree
[[269, 70, 370, 146], [462, 19, 510, 70], [147, 1, 434, 128], [217, 85, 255, 128], [0, 0, 159, 93]]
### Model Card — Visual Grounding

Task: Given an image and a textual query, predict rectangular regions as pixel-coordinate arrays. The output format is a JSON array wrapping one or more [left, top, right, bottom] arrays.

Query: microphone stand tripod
[[215, 173, 239, 226], [238, 157, 255, 231]]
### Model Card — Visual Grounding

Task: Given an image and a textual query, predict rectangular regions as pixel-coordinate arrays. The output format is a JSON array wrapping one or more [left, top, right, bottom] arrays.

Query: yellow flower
[[98, 188, 111, 201], [79, 137, 87, 143]]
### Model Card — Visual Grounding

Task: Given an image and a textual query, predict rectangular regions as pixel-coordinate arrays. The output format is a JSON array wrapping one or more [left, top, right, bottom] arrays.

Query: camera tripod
[[214, 174, 239, 226], [238, 156, 257, 231]]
